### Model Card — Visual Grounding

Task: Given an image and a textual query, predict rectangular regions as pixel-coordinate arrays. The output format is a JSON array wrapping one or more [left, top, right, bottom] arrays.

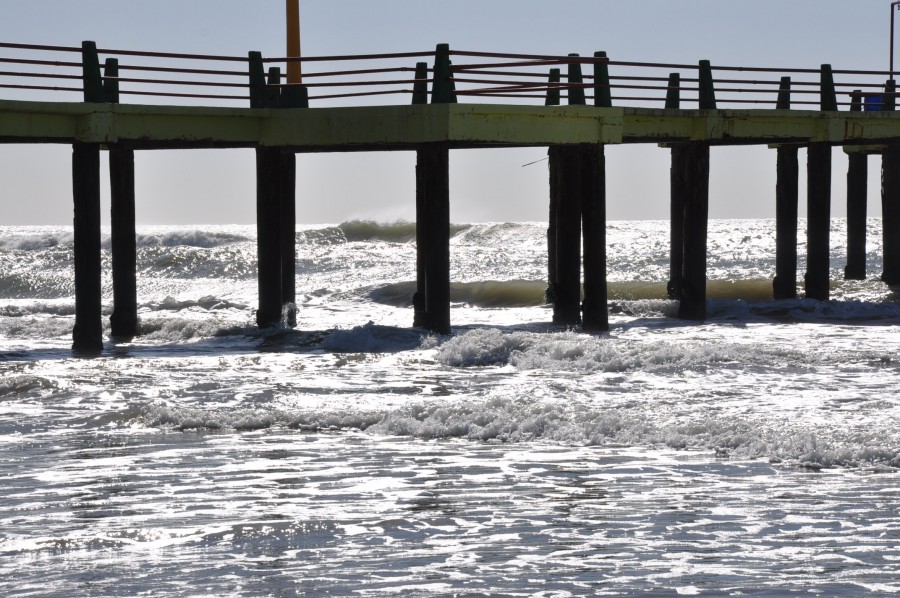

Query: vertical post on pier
[[72, 143, 103, 354], [412, 62, 429, 105], [593, 51, 612, 108], [666, 76, 684, 300], [668, 144, 686, 300], [414, 143, 451, 334], [882, 146, 900, 285], [678, 143, 710, 320], [773, 146, 799, 299], [845, 150, 868, 281], [805, 143, 832, 300], [549, 145, 582, 325], [71, 41, 105, 354], [544, 68, 561, 307], [279, 149, 297, 326], [256, 147, 283, 328], [581, 144, 608, 332], [566, 54, 585, 106], [109, 146, 138, 339], [772, 78, 799, 299]]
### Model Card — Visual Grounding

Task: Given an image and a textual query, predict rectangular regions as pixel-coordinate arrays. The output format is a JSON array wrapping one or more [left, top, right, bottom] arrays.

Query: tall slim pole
[[286, 0, 302, 84]]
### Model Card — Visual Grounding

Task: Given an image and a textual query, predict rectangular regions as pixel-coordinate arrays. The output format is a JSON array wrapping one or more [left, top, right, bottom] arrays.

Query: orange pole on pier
[[286, 0, 302, 84]]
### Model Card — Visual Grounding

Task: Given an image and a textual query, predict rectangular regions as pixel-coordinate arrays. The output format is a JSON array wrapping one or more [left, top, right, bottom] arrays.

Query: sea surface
[[1, 218, 899, 597]]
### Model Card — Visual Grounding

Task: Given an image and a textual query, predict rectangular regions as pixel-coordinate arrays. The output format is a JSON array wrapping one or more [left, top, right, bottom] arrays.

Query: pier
[[2, 40, 900, 353]]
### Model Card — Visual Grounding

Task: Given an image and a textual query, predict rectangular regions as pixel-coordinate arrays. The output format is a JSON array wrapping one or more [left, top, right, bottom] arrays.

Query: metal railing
[[0, 41, 896, 112]]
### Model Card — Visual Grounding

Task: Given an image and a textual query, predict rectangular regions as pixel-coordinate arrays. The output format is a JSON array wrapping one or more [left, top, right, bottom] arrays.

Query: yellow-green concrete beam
[[4, 99, 900, 149]]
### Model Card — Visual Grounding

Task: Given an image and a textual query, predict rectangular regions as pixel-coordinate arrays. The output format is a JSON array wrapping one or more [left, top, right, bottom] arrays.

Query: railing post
[[103, 58, 119, 104], [248, 51, 267, 109], [412, 62, 429, 105], [567, 54, 585, 106], [545, 68, 561, 107], [81, 41, 105, 103], [698, 60, 716, 110], [593, 51, 612, 108], [266, 67, 282, 109], [665, 73, 680, 109], [431, 43, 456, 104], [820, 64, 838, 111], [885, 79, 897, 112], [776, 77, 791, 110], [849, 90, 863, 112]]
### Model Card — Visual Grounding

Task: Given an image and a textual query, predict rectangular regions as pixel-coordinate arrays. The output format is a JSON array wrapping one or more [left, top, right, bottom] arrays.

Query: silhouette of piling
[[414, 143, 451, 334], [805, 143, 832, 300], [882, 146, 900, 286]]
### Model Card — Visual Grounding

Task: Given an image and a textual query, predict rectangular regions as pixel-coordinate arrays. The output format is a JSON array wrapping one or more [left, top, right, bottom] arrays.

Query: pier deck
[[2, 40, 900, 352]]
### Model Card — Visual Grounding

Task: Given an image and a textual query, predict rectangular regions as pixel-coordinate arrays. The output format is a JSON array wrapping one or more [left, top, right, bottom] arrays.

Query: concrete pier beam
[[805, 143, 832, 300], [109, 146, 138, 339], [72, 143, 103, 354], [414, 143, 451, 334]]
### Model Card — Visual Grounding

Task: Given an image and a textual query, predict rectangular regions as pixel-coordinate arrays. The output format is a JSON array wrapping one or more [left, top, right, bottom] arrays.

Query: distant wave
[[337, 220, 470, 243], [370, 279, 780, 309], [135, 230, 252, 249]]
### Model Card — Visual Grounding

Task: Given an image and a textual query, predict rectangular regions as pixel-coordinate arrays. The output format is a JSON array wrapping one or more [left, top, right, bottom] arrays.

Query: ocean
[[1, 218, 899, 597]]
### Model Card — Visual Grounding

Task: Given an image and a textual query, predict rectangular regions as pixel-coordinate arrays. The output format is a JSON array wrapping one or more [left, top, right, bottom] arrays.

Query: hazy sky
[[0, 1, 894, 225]]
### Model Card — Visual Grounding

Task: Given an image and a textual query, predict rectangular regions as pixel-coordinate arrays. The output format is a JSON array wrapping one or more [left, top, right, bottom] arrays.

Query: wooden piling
[[72, 143, 103, 353], [882, 146, 900, 286], [109, 146, 138, 338], [668, 144, 686, 300], [279, 150, 296, 326], [581, 144, 608, 331], [548, 145, 583, 325], [805, 144, 832, 300], [773, 146, 799, 299], [845, 152, 868, 280], [678, 143, 710, 320], [414, 144, 451, 334], [256, 147, 283, 328]]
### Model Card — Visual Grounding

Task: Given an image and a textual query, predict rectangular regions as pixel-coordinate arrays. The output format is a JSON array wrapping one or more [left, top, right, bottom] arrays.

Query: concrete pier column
[[678, 143, 710, 320], [882, 147, 900, 285], [414, 143, 451, 334], [668, 144, 686, 300], [548, 145, 582, 326], [109, 146, 138, 339], [72, 143, 103, 354], [805, 143, 832, 300], [280, 151, 297, 326], [256, 147, 283, 328], [581, 144, 608, 332], [774, 146, 800, 299], [845, 152, 868, 280]]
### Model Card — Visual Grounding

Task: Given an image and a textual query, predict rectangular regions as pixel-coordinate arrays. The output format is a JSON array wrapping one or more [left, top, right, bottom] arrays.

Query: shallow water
[[1, 219, 899, 596]]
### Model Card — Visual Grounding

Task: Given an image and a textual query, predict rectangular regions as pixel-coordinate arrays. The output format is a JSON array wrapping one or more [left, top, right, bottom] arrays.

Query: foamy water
[[1, 219, 899, 596]]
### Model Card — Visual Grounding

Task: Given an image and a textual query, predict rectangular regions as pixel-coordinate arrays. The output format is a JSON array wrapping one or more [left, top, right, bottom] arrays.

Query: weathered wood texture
[[844, 153, 868, 281], [805, 143, 831, 300], [773, 146, 799, 299], [72, 143, 103, 353], [414, 143, 451, 334], [109, 146, 138, 338], [677, 143, 710, 320]]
